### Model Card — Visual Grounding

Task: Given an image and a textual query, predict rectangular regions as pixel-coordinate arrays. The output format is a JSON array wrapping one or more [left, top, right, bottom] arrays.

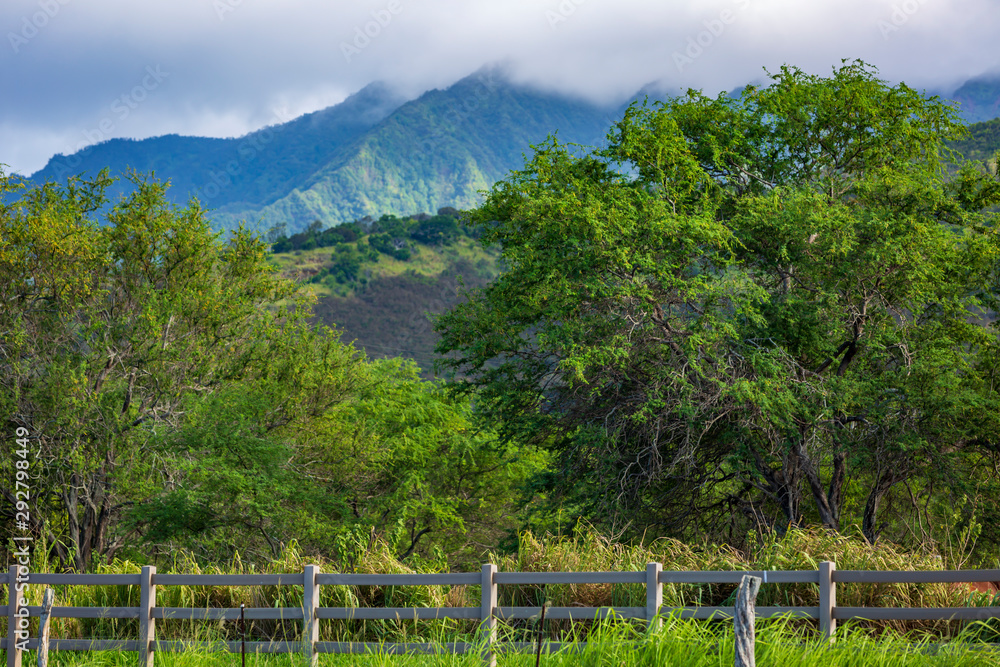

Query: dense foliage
[[272, 211, 467, 257], [0, 171, 540, 571], [4, 61, 1000, 578], [436, 62, 1000, 553]]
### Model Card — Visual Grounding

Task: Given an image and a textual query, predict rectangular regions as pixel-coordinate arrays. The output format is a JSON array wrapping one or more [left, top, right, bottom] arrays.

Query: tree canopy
[[1, 170, 540, 571], [435, 61, 1000, 548]]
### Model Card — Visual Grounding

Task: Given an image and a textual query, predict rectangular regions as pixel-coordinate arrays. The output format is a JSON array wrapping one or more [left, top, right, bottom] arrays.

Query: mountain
[[948, 117, 1000, 164], [29, 82, 408, 225], [212, 71, 619, 232], [948, 76, 1000, 125], [29, 69, 620, 234]]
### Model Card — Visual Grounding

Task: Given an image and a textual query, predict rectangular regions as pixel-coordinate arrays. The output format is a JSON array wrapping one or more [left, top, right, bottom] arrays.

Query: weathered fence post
[[36, 589, 54, 667], [480, 563, 498, 667], [7, 565, 23, 667], [646, 562, 663, 632], [139, 565, 156, 667], [819, 561, 836, 643], [302, 565, 320, 667], [734, 574, 761, 667]]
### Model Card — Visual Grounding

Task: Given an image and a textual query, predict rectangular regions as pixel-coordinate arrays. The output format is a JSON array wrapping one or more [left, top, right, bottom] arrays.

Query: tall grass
[[495, 524, 1000, 639], [5, 525, 999, 651]]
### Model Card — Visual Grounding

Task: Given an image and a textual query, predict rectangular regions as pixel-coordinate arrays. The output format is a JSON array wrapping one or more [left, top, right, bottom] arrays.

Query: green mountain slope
[[29, 81, 408, 216], [29, 67, 996, 238], [267, 210, 500, 374], [949, 76, 1000, 124], [28, 69, 619, 234], [210, 70, 619, 231]]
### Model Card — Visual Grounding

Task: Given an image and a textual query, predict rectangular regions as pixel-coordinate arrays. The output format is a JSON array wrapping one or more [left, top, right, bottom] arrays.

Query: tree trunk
[[802, 447, 845, 531], [779, 443, 804, 527], [61, 467, 119, 571], [862, 470, 905, 544], [748, 444, 803, 529]]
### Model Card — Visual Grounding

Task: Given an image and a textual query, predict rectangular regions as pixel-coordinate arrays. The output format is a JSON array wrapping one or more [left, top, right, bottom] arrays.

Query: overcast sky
[[2, 0, 999, 176]]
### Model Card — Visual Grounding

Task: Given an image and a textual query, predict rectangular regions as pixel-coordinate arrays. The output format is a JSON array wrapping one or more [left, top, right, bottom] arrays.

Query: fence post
[[37, 588, 54, 667], [302, 565, 320, 667], [139, 565, 156, 667], [818, 561, 836, 643], [734, 574, 761, 667], [7, 565, 23, 667], [480, 563, 497, 667], [646, 562, 662, 633]]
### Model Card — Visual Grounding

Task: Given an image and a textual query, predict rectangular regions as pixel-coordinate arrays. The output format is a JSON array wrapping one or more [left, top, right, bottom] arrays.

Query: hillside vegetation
[[949, 117, 1000, 165], [266, 209, 500, 373], [23, 68, 1000, 238]]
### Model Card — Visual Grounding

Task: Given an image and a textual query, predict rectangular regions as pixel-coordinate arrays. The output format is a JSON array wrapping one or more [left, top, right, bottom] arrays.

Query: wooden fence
[[2, 563, 999, 666]]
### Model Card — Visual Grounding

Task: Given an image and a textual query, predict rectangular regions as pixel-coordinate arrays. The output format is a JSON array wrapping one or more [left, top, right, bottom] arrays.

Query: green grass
[[6, 616, 1000, 666]]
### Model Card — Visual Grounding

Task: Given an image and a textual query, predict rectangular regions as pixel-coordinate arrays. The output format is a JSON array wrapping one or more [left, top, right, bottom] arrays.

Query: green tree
[[410, 215, 460, 246], [435, 62, 1000, 547], [126, 326, 367, 563], [0, 170, 366, 570], [329, 245, 364, 284], [306, 359, 548, 567]]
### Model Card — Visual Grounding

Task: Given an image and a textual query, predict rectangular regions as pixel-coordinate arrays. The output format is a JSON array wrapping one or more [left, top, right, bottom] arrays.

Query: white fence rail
[[3, 563, 1000, 666]]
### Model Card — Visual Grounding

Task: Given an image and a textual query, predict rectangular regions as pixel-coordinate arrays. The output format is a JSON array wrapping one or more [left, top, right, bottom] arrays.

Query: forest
[[2, 61, 1000, 578]]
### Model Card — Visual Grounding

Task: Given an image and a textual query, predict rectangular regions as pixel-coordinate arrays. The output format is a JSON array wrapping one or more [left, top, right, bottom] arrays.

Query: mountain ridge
[[210, 70, 620, 231], [27, 69, 623, 234], [30, 80, 409, 220], [948, 75, 1000, 124]]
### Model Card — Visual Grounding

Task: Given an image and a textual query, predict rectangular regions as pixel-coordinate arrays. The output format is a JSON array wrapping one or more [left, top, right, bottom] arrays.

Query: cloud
[[2, 0, 998, 175]]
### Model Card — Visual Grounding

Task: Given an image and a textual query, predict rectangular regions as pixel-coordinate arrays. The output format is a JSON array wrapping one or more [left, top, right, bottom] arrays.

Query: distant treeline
[[269, 208, 485, 291], [270, 207, 476, 256]]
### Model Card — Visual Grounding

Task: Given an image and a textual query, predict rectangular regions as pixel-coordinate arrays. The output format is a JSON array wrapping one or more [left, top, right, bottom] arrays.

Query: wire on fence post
[[534, 602, 547, 667], [240, 603, 246, 667], [734, 574, 762, 667]]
